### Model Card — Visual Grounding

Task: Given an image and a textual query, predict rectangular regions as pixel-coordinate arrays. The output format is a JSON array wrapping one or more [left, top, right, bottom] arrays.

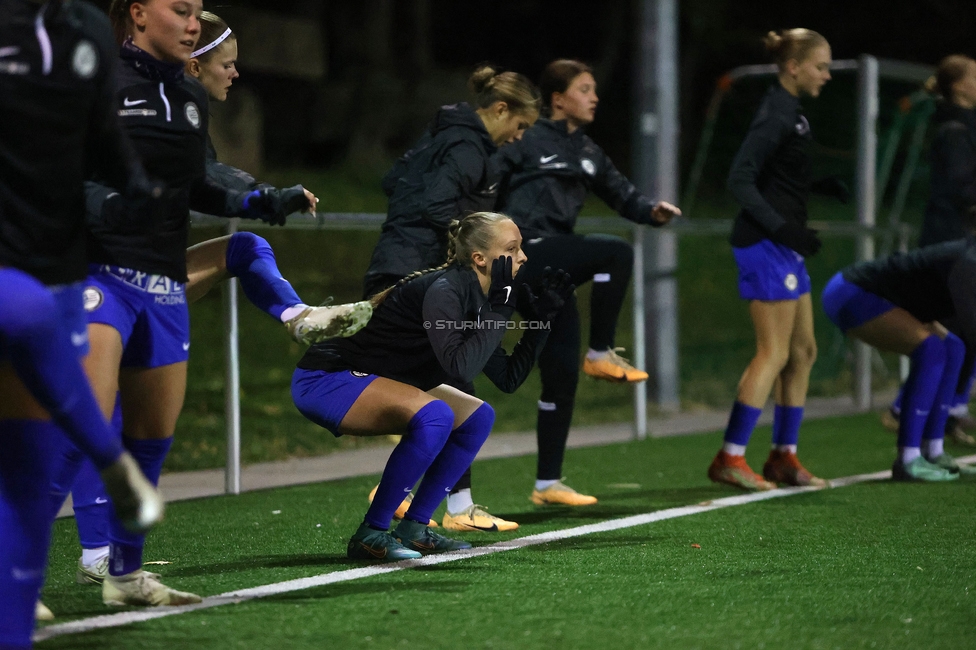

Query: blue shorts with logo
[[733, 239, 811, 301], [83, 266, 190, 368], [821, 272, 896, 333], [291, 367, 379, 437]]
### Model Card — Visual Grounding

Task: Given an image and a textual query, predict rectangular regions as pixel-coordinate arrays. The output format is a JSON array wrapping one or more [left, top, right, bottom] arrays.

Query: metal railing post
[[854, 54, 879, 412], [632, 224, 647, 440], [223, 219, 242, 494]]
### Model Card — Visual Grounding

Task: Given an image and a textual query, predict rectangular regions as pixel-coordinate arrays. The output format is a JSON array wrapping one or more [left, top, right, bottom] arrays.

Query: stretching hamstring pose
[[882, 55, 976, 445], [709, 29, 845, 491], [822, 237, 976, 480], [362, 66, 541, 533], [73, 0, 329, 608], [493, 59, 680, 506], [52, 10, 372, 592], [294, 213, 572, 560], [0, 0, 162, 643]]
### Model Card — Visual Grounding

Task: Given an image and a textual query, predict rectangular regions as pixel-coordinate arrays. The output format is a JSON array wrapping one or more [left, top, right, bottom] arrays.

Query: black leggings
[[517, 234, 634, 479]]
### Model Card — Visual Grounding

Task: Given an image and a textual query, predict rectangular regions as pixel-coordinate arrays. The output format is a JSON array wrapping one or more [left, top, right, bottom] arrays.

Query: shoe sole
[[442, 520, 520, 532], [300, 303, 372, 344], [708, 472, 776, 491], [530, 495, 598, 506]]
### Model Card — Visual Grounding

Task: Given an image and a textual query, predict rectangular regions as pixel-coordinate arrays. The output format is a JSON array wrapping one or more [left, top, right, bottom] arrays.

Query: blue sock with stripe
[[923, 333, 965, 457], [772, 405, 804, 450], [898, 335, 946, 452], [108, 436, 172, 576], [225, 232, 304, 321], [364, 401, 454, 530], [407, 403, 495, 523]]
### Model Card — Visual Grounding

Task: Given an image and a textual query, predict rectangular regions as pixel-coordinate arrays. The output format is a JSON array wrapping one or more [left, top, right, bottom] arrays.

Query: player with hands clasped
[[292, 212, 573, 561], [492, 59, 680, 507], [709, 29, 841, 491]]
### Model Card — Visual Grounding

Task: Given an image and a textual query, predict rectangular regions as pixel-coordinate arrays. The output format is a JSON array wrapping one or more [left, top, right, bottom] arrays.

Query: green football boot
[[926, 452, 976, 476], [892, 456, 959, 482], [347, 523, 422, 562], [393, 518, 472, 554]]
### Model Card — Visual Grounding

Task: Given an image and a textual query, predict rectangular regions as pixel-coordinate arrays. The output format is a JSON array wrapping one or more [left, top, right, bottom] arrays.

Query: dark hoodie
[[918, 101, 976, 247], [363, 102, 498, 286]]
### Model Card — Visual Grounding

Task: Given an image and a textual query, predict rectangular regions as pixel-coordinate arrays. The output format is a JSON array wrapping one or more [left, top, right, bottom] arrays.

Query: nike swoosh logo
[[95, 497, 108, 504], [410, 540, 436, 552], [182, 342, 190, 351], [0, 47, 20, 58], [465, 522, 499, 532], [357, 542, 387, 559], [540, 154, 558, 163], [503, 286, 512, 303], [123, 97, 148, 107]]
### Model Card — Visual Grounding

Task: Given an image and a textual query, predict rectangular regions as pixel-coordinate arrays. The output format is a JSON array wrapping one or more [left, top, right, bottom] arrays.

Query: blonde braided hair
[[369, 211, 512, 307]]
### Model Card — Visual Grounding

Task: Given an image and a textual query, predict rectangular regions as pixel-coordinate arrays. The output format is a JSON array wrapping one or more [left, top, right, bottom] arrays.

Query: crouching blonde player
[[292, 213, 574, 559]]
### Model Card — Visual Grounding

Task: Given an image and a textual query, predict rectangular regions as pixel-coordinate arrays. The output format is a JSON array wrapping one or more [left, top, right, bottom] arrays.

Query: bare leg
[[736, 300, 799, 407], [848, 309, 943, 353], [185, 236, 232, 304], [118, 363, 187, 441], [426, 384, 483, 428], [775, 293, 818, 407], [339, 377, 438, 436]]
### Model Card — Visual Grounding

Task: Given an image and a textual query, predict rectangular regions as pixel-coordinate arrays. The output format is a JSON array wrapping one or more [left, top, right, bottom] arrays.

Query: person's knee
[[755, 346, 791, 373], [453, 402, 494, 451], [405, 399, 455, 458], [789, 339, 818, 370], [226, 231, 273, 274]]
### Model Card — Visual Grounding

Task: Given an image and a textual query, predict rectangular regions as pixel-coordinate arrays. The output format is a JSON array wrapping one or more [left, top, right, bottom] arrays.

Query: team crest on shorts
[[784, 273, 799, 291], [350, 371, 369, 378], [82, 287, 103, 312], [72, 40, 98, 79], [580, 158, 596, 176], [184, 102, 201, 128]]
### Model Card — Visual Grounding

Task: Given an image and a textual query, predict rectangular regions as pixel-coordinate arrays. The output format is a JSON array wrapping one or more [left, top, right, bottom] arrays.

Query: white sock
[[446, 488, 474, 514], [535, 479, 559, 491], [899, 447, 921, 464], [279, 304, 310, 323], [585, 348, 609, 361], [722, 442, 747, 456], [924, 438, 944, 458], [775, 444, 798, 454], [81, 546, 109, 567]]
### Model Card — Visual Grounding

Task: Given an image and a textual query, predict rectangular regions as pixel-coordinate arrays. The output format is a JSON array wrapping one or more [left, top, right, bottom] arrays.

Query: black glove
[[241, 184, 311, 225], [774, 222, 822, 257], [486, 256, 517, 314], [811, 176, 850, 204], [521, 267, 575, 322]]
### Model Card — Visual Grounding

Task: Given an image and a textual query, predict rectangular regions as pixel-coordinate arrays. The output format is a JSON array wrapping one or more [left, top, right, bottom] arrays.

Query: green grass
[[40, 413, 976, 649]]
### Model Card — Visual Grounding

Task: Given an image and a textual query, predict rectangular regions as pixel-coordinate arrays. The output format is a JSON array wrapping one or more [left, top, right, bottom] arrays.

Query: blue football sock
[[48, 434, 84, 521], [364, 401, 454, 530], [0, 268, 122, 470], [923, 333, 965, 443], [72, 456, 110, 549], [723, 401, 762, 447], [891, 387, 903, 416], [225, 232, 303, 321], [0, 420, 60, 649], [951, 355, 976, 414], [898, 335, 946, 449], [772, 405, 804, 447], [407, 403, 495, 523], [108, 436, 172, 576]]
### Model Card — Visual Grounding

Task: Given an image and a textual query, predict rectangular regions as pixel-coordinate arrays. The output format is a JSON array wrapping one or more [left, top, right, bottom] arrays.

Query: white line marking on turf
[[35, 456, 976, 643]]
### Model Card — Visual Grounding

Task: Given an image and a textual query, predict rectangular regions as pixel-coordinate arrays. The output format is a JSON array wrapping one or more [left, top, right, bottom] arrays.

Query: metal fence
[[192, 213, 913, 494]]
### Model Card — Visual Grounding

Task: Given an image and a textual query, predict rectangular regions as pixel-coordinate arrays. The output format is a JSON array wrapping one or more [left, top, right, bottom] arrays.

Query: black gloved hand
[[521, 267, 575, 322], [242, 184, 311, 226], [811, 176, 850, 204], [775, 222, 822, 257], [486, 256, 517, 313]]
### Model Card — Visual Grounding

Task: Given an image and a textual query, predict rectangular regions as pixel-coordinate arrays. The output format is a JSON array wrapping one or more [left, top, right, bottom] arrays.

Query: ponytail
[[925, 54, 975, 102], [468, 64, 541, 115], [368, 212, 512, 307], [763, 29, 828, 71]]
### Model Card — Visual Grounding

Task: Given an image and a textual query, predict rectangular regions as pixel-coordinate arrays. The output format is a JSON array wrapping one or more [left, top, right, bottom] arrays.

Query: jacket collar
[[120, 38, 185, 84]]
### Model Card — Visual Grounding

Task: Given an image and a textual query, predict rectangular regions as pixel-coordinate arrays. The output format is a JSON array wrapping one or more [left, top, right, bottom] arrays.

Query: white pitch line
[[35, 455, 976, 643]]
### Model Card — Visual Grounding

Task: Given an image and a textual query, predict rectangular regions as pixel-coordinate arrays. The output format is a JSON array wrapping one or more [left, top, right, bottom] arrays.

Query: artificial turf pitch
[[38, 413, 976, 649]]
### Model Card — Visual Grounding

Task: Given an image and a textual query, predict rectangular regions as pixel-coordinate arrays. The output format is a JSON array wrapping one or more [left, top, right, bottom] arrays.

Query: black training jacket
[[842, 237, 976, 348], [918, 102, 976, 247], [299, 264, 548, 392], [493, 118, 661, 240], [204, 134, 271, 193], [0, 0, 145, 285], [86, 41, 244, 282], [363, 103, 498, 283], [729, 82, 812, 248]]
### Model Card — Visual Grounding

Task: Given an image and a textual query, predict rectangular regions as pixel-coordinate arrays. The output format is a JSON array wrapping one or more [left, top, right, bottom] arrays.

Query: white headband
[[191, 27, 232, 59]]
